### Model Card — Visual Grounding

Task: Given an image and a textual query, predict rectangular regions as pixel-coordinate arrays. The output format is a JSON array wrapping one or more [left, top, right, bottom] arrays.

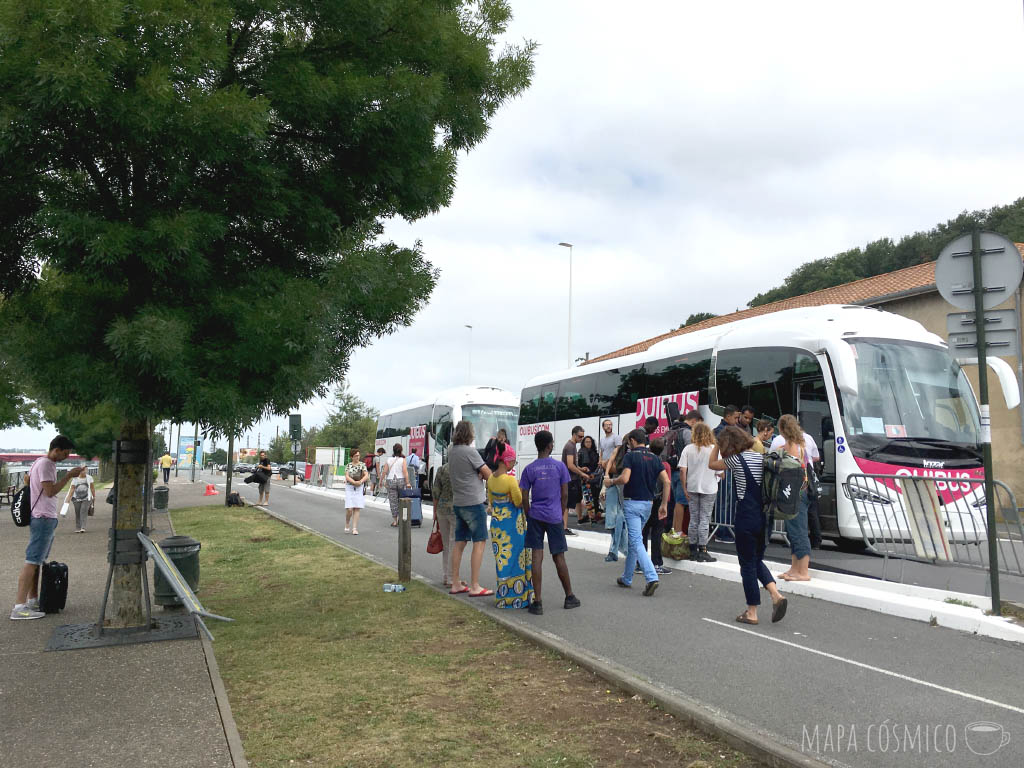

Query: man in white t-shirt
[[598, 420, 622, 463], [11, 435, 85, 620]]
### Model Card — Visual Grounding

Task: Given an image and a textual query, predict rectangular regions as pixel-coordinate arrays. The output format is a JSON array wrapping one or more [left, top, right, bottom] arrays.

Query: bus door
[[795, 372, 838, 535]]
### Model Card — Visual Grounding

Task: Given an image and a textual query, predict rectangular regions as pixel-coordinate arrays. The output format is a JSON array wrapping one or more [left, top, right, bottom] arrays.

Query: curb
[[167, 506, 250, 768], [257, 505, 829, 768]]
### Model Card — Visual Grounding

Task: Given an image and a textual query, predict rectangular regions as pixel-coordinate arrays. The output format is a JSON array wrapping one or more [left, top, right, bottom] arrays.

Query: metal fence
[[845, 473, 1024, 580], [708, 469, 790, 544]]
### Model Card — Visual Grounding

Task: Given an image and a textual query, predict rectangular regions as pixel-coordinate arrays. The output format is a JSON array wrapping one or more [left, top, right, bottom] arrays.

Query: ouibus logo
[[893, 467, 976, 494]]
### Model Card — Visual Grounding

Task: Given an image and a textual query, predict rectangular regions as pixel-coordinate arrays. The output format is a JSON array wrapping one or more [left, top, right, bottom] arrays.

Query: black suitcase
[[38, 561, 68, 614]]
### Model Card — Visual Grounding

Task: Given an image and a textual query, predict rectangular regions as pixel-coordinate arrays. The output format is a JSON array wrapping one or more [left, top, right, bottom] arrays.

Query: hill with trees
[[747, 197, 1024, 307]]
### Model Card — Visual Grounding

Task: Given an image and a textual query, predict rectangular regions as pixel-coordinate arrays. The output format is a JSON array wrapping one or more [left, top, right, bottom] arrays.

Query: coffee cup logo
[[964, 722, 1010, 756]]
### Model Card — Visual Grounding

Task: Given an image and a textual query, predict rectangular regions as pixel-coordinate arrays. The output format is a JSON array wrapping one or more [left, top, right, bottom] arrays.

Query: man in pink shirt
[[10, 436, 85, 620]]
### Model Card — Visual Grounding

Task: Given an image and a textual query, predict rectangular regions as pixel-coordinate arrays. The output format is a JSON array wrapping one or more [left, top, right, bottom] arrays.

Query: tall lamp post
[[464, 324, 473, 383], [559, 242, 573, 367]]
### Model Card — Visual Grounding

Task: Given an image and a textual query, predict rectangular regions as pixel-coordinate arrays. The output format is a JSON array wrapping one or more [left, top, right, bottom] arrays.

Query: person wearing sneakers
[[63, 467, 95, 533], [519, 430, 579, 615], [11, 435, 85, 620], [607, 428, 669, 597], [679, 422, 718, 562]]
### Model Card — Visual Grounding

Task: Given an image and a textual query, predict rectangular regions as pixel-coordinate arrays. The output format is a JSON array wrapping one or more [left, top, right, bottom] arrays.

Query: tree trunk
[[108, 417, 148, 628]]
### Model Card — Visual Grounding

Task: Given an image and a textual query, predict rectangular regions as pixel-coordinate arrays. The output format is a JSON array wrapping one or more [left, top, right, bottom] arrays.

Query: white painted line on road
[[702, 617, 1024, 716]]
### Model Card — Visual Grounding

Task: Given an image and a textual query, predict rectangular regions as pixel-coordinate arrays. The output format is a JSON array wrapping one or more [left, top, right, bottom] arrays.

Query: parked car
[[279, 461, 306, 479]]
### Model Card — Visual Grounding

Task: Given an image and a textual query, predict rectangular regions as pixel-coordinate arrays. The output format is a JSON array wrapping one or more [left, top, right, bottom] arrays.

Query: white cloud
[[5, 0, 1024, 450]]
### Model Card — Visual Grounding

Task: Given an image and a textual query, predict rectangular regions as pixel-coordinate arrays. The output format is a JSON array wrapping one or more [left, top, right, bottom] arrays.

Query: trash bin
[[153, 534, 201, 607], [153, 485, 169, 510]]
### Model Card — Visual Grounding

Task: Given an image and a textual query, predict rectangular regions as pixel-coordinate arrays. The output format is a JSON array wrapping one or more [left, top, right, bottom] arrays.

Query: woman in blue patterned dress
[[486, 448, 534, 608]]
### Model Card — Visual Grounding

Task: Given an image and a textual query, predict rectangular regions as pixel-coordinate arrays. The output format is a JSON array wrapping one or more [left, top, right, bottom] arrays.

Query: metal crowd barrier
[[709, 468, 790, 545], [845, 473, 1024, 581]]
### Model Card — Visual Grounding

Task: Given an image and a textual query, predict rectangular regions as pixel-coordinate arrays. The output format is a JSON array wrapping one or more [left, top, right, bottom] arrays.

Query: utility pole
[[190, 423, 198, 482]]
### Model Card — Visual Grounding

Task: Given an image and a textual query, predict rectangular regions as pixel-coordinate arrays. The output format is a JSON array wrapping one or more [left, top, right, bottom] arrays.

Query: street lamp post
[[464, 324, 473, 383], [559, 242, 573, 367]]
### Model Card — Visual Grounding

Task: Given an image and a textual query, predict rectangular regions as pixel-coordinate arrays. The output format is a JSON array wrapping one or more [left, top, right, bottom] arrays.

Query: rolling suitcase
[[39, 561, 69, 613]]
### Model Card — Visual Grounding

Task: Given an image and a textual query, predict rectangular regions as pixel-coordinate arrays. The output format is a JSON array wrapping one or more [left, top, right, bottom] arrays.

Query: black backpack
[[227, 492, 244, 507], [761, 450, 805, 522], [11, 484, 31, 527], [660, 424, 690, 470]]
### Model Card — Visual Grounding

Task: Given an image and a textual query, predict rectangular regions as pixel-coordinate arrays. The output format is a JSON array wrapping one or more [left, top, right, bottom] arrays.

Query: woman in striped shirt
[[709, 426, 787, 625]]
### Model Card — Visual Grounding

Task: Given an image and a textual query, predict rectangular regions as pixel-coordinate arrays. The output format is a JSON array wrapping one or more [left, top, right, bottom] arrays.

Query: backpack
[[364, 455, 374, 471], [761, 450, 805, 521], [11, 484, 31, 527], [226, 492, 244, 507], [660, 424, 690, 470]]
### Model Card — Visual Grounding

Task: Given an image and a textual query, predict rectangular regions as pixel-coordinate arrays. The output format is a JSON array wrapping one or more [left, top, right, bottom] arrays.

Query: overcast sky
[[4, 1, 1024, 452]]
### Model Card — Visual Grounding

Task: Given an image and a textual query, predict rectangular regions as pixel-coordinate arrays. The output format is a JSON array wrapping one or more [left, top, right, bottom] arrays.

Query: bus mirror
[[820, 338, 858, 397], [956, 356, 1021, 410]]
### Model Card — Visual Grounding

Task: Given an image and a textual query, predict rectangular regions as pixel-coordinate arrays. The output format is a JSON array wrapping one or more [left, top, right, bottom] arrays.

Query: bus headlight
[[843, 484, 892, 505]]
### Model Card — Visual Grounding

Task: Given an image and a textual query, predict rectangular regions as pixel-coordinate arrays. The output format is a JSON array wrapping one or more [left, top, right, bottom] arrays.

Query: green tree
[[748, 197, 1024, 307], [0, 365, 40, 430], [267, 434, 294, 464], [207, 447, 228, 466], [676, 311, 718, 330], [0, 0, 533, 627]]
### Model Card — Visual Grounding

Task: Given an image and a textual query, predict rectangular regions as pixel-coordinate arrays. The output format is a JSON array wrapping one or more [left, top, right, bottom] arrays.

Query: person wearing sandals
[[708, 426, 787, 625], [487, 448, 534, 609], [448, 420, 493, 597], [343, 449, 368, 535], [431, 461, 456, 588], [384, 444, 411, 527], [769, 414, 817, 582]]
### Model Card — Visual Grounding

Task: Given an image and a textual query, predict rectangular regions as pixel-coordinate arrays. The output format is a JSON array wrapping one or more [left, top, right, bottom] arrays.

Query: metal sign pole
[[971, 231, 1001, 615]]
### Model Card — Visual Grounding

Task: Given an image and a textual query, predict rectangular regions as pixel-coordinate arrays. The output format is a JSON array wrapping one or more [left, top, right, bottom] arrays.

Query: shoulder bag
[[426, 516, 444, 554]]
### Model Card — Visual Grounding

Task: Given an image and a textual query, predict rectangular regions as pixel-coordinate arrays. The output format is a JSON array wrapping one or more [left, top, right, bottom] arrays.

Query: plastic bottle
[[382, 583, 407, 592]]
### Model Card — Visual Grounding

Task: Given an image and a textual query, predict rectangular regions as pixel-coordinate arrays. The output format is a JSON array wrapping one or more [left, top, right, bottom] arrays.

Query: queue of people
[[330, 410, 821, 625]]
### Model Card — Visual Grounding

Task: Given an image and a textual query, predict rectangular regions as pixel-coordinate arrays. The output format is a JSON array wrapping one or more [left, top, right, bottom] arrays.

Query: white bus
[[375, 386, 520, 497], [516, 304, 1019, 549]]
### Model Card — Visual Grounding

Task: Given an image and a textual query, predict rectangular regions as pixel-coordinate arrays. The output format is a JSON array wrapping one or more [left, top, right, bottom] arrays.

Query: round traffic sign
[[935, 231, 1023, 311]]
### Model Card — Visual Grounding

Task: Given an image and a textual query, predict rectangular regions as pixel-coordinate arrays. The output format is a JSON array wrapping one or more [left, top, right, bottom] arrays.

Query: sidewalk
[[0, 474, 243, 768]]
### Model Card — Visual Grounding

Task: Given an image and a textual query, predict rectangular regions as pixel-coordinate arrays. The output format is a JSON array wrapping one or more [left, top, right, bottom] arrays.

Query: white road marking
[[702, 617, 1024, 716]]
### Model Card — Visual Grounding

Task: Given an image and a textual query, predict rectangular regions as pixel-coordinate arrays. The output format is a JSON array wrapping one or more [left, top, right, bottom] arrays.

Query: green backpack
[[761, 450, 805, 521]]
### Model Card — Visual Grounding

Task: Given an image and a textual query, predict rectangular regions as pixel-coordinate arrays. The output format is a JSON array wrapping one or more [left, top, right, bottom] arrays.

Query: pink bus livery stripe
[[854, 457, 984, 504], [635, 392, 699, 438]]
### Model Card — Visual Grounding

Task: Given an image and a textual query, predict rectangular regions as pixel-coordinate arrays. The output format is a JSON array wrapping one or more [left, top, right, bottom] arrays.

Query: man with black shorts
[[560, 425, 587, 536], [520, 430, 580, 615]]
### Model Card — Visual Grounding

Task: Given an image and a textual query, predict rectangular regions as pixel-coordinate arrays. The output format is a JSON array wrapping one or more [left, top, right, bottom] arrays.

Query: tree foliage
[[748, 197, 1024, 307], [300, 382, 378, 458], [0, 0, 535, 435], [677, 311, 717, 330]]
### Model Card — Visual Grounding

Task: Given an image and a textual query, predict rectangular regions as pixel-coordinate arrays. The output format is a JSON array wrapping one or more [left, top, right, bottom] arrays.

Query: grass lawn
[[173, 505, 761, 768]]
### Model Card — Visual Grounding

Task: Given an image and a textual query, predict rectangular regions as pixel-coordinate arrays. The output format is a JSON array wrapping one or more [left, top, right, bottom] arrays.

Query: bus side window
[[520, 386, 541, 424], [556, 376, 595, 420], [538, 384, 557, 422]]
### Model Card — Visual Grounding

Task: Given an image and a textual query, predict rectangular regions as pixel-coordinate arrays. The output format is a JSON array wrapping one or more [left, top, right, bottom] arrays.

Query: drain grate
[[46, 615, 198, 651]]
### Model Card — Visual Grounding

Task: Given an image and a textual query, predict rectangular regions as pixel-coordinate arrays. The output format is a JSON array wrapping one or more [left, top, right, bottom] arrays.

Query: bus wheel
[[835, 537, 868, 553]]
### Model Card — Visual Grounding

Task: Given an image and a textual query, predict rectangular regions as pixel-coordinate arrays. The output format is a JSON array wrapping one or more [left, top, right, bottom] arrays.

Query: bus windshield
[[840, 339, 981, 459], [463, 404, 520, 448]]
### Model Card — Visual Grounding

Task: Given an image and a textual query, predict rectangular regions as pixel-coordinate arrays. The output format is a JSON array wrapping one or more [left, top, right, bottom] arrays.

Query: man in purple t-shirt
[[519, 430, 580, 616], [11, 435, 85, 620]]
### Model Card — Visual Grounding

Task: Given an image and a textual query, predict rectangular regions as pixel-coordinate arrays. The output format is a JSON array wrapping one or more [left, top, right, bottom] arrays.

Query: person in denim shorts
[[447, 420, 493, 597], [520, 430, 580, 616], [11, 435, 84, 620]]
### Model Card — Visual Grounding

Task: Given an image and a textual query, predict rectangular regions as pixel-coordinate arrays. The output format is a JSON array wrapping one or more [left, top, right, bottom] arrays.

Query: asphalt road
[[216, 473, 1024, 768]]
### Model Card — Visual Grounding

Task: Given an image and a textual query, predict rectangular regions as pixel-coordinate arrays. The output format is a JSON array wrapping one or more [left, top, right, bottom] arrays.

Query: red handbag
[[426, 516, 443, 554]]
